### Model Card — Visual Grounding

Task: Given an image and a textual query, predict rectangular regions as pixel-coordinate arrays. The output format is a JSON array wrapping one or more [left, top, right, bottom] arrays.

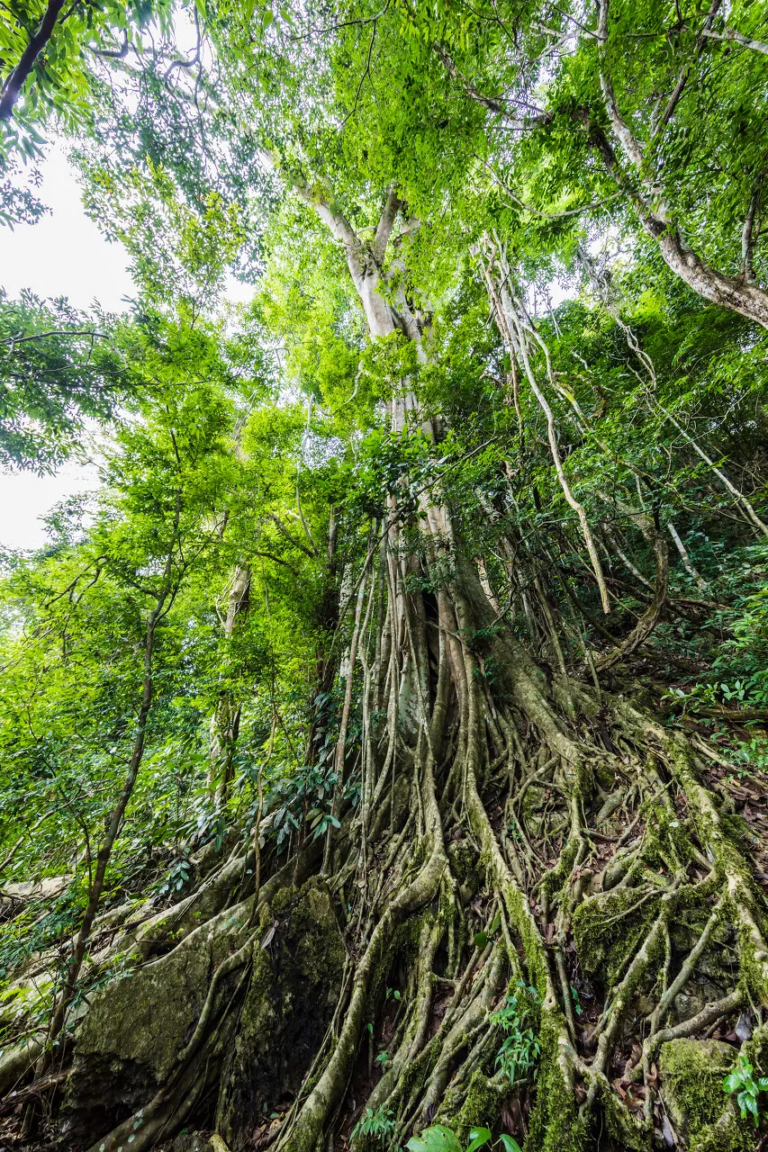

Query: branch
[[1, 329, 108, 347], [266, 513, 317, 558], [596, 0, 647, 172], [92, 32, 129, 61], [372, 184, 402, 263], [0, 0, 68, 121], [594, 516, 668, 670], [741, 175, 764, 283], [432, 40, 552, 126], [164, 8, 202, 80], [701, 24, 768, 56], [651, 0, 722, 136], [479, 155, 621, 219], [293, 180, 362, 270]]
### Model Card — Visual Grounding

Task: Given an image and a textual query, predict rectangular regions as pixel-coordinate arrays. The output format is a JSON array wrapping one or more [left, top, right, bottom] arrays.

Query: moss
[[216, 877, 345, 1151], [61, 921, 221, 1143], [70, 925, 212, 1083], [572, 887, 660, 985], [525, 1011, 588, 1152], [691, 1114, 753, 1152], [659, 1038, 751, 1151], [445, 1069, 504, 1142], [447, 840, 481, 892], [594, 759, 616, 793], [598, 1090, 648, 1151], [501, 883, 548, 997], [540, 835, 580, 903]]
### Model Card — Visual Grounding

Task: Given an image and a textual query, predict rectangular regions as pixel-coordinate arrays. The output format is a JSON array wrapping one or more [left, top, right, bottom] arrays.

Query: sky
[[0, 143, 251, 551], [0, 146, 133, 551]]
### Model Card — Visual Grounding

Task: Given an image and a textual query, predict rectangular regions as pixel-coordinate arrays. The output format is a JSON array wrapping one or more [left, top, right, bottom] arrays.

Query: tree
[[1, 4, 768, 1152]]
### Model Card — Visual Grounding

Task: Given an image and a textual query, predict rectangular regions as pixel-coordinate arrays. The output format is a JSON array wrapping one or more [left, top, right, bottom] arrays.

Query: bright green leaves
[[723, 1053, 768, 1127], [0, 289, 126, 471], [350, 1105, 396, 1147], [79, 155, 247, 311], [465, 1128, 492, 1152], [489, 983, 542, 1086], [407, 1124, 463, 1152], [0, 0, 174, 161], [407, 1125, 520, 1152]]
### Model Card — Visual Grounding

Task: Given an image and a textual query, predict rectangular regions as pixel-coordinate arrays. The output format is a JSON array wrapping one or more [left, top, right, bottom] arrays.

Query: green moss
[[70, 926, 212, 1083], [525, 1011, 588, 1152], [216, 877, 346, 1150], [447, 1070, 504, 1142], [447, 840, 481, 892], [659, 1038, 751, 1151], [598, 1085, 648, 1152], [692, 1115, 753, 1152], [572, 887, 660, 985]]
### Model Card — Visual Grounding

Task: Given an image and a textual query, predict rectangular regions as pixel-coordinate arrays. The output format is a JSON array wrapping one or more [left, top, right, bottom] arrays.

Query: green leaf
[[407, 1125, 463, 1152], [489, 911, 501, 935], [723, 1072, 742, 1093], [466, 1127, 492, 1152], [474, 931, 488, 949], [498, 1137, 523, 1152]]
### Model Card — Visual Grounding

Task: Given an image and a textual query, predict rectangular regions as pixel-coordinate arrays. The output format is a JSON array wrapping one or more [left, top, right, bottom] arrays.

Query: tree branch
[[0, 0, 68, 121], [432, 40, 552, 126], [372, 185, 402, 264], [700, 24, 768, 56]]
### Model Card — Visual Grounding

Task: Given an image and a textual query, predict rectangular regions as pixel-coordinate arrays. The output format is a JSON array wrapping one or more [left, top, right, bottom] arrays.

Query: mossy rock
[[215, 877, 346, 1151], [659, 1038, 751, 1151], [60, 898, 253, 1143]]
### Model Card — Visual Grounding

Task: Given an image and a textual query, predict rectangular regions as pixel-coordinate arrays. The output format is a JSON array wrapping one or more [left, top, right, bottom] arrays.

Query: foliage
[[2, 1, 768, 1149], [0, 0, 173, 157], [489, 983, 542, 1086], [350, 1106, 396, 1147], [407, 1126, 521, 1152], [723, 1053, 768, 1128]]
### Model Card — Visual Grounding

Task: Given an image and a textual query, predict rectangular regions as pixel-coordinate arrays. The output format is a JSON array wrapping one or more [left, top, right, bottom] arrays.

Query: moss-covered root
[[463, 761, 585, 1149], [279, 833, 448, 1152], [364, 913, 445, 1115]]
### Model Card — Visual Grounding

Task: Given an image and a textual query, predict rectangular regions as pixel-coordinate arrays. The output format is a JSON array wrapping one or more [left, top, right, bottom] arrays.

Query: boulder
[[658, 1038, 749, 1151], [60, 899, 253, 1144], [215, 878, 345, 1151]]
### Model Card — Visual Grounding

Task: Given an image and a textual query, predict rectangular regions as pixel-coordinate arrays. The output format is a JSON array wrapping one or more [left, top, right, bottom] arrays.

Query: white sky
[[1, 144, 135, 310], [0, 144, 251, 551]]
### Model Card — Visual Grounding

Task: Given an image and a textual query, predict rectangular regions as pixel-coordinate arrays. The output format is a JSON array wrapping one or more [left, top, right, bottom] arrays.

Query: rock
[[673, 978, 725, 1024], [215, 877, 345, 1151], [658, 1038, 746, 1151], [2, 874, 72, 902], [171, 1131, 212, 1152], [673, 991, 706, 1023], [60, 896, 253, 1144], [0, 1032, 45, 1095]]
